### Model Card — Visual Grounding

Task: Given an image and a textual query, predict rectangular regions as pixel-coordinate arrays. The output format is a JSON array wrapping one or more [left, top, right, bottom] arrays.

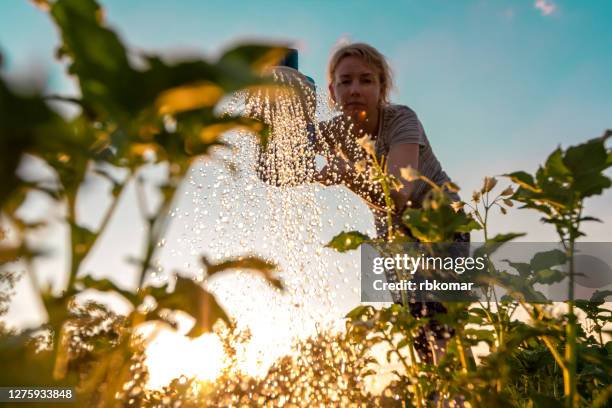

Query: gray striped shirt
[[317, 104, 459, 238], [375, 104, 459, 207]]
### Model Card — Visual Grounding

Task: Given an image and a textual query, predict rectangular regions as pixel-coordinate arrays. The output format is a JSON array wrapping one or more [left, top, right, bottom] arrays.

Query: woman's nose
[[349, 83, 360, 96]]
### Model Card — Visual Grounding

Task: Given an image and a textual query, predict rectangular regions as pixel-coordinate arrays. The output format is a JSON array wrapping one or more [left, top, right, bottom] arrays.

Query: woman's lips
[[344, 102, 366, 109]]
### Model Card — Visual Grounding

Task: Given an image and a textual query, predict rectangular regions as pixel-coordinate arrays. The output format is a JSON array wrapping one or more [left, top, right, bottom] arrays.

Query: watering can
[[255, 48, 317, 187]]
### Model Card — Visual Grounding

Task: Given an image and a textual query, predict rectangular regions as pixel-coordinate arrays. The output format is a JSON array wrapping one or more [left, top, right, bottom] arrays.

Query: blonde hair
[[327, 42, 393, 105]]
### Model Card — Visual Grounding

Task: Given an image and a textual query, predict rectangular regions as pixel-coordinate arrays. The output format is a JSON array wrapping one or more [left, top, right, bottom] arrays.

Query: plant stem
[[520, 301, 567, 371], [135, 167, 186, 289], [66, 194, 79, 290], [564, 235, 578, 408]]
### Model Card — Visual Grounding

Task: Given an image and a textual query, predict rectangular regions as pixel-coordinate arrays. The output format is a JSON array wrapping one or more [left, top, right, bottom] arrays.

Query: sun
[[144, 327, 226, 389]]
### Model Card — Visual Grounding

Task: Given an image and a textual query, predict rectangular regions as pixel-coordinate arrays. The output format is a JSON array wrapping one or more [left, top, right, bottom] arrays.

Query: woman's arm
[[316, 142, 420, 214], [315, 153, 385, 207]]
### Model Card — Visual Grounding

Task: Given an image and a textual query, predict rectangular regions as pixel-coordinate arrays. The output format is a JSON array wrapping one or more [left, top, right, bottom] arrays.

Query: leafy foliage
[[0, 0, 289, 405]]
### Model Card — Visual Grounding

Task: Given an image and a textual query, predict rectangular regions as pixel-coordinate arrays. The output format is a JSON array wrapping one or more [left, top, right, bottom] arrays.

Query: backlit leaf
[[326, 231, 371, 252], [202, 256, 282, 290], [155, 81, 224, 115], [156, 276, 229, 337]]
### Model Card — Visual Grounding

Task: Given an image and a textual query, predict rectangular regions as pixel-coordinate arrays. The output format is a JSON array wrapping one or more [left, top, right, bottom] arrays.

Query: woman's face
[[330, 55, 382, 127]]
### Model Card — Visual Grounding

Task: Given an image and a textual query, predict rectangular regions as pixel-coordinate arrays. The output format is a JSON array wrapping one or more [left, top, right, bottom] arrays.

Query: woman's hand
[[315, 152, 388, 210], [315, 143, 421, 215], [316, 154, 354, 186]]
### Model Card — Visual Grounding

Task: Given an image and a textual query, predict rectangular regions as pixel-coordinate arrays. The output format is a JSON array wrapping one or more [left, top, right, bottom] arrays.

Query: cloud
[[534, 0, 557, 16]]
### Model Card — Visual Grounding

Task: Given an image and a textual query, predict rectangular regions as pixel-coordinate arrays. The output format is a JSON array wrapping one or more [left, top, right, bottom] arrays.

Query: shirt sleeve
[[386, 106, 426, 147]]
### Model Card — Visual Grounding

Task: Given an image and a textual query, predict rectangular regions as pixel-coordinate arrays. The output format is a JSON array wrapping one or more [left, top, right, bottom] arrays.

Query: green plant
[[506, 132, 612, 407], [327, 133, 611, 407], [0, 0, 287, 404]]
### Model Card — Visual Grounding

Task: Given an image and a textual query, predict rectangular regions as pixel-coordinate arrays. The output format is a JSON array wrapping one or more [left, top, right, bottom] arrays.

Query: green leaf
[[155, 276, 229, 337], [579, 216, 602, 223], [0, 77, 69, 209], [533, 268, 566, 284], [402, 190, 481, 242], [325, 231, 371, 252], [455, 218, 482, 233], [50, 0, 139, 118], [530, 249, 567, 272], [201, 256, 282, 290], [488, 232, 526, 243], [504, 171, 540, 192], [473, 233, 526, 259], [76, 276, 139, 306], [70, 222, 96, 259], [463, 328, 496, 346], [502, 260, 532, 278], [572, 173, 611, 198], [345, 305, 374, 320], [543, 147, 570, 178], [590, 290, 612, 303], [563, 137, 609, 176]]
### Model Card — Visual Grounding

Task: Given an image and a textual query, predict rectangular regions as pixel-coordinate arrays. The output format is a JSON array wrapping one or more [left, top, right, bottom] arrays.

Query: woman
[[316, 43, 467, 365]]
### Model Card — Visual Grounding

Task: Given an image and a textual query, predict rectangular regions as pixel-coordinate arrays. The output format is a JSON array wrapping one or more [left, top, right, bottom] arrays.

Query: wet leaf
[[464, 328, 496, 346], [326, 231, 371, 252], [345, 305, 374, 320]]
